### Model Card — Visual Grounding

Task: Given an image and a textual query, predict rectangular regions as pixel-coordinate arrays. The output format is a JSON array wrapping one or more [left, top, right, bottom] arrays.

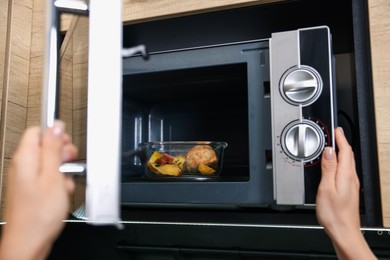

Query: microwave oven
[[118, 0, 381, 226], [43, 0, 381, 227], [120, 26, 336, 209]]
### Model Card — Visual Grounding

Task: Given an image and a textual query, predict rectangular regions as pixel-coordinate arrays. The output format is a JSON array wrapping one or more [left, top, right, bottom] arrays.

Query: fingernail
[[337, 127, 344, 136], [323, 147, 335, 160], [52, 120, 65, 137]]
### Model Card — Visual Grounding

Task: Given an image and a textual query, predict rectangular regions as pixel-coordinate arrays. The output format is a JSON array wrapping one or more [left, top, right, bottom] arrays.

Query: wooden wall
[[0, 0, 8, 221], [0, 0, 33, 219], [27, 0, 88, 210], [368, 0, 390, 227], [0, 0, 84, 219], [122, 0, 280, 24]]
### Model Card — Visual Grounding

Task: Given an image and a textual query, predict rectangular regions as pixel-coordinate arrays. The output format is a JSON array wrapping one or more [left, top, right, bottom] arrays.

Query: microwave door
[[85, 0, 122, 226], [41, 0, 122, 226]]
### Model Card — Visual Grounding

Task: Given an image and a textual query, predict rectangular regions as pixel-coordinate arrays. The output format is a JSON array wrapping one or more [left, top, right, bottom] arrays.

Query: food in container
[[138, 141, 228, 177]]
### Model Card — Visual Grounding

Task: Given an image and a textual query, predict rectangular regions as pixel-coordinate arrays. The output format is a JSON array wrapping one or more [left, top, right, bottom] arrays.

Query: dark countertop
[[42, 219, 390, 260]]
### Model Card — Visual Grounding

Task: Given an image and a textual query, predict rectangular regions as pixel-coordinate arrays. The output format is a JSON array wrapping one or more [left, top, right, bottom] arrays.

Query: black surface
[[42, 221, 390, 259], [123, 0, 354, 54]]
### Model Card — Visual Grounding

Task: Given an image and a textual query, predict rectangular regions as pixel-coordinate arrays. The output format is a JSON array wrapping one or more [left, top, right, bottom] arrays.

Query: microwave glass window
[[121, 63, 249, 180]]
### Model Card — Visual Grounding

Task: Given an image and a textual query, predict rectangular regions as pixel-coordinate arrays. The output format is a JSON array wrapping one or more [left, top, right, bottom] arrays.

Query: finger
[[40, 120, 65, 177], [334, 127, 355, 173], [11, 126, 41, 179], [65, 176, 76, 194], [62, 133, 71, 145], [320, 146, 337, 186], [334, 127, 352, 154], [62, 143, 78, 162], [334, 127, 359, 185]]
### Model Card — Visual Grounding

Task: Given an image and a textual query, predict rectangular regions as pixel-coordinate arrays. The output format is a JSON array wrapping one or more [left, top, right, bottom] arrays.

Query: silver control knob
[[280, 66, 323, 106], [281, 120, 325, 162]]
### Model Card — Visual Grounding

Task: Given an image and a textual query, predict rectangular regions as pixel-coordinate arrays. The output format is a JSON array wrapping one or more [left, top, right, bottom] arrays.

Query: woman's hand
[[316, 127, 376, 260], [0, 121, 78, 260]]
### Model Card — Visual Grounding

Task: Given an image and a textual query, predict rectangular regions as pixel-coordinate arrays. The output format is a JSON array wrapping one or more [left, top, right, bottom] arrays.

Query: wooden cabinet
[[0, 0, 84, 217], [368, 0, 390, 227], [121, 0, 281, 24], [0, 0, 389, 227], [0, 0, 33, 218]]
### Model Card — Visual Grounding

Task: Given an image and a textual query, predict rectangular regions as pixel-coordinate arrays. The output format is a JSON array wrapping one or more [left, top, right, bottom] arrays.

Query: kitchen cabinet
[[368, 0, 390, 227], [0, 0, 32, 218], [0, 0, 84, 217], [0, 0, 389, 229]]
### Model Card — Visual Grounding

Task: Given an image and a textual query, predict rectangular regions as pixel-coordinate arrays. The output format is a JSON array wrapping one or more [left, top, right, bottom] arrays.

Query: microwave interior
[[121, 62, 254, 180], [119, 0, 382, 226]]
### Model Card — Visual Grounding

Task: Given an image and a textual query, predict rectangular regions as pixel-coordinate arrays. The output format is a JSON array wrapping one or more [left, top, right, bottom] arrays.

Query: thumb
[[41, 120, 65, 177], [320, 147, 338, 185]]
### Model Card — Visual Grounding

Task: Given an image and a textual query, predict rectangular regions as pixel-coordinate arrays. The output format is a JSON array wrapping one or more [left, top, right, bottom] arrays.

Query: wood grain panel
[[73, 107, 87, 161], [61, 14, 74, 33], [368, 0, 390, 227], [4, 102, 27, 159], [29, 0, 44, 59], [72, 17, 88, 111], [7, 1, 32, 107], [8, 52, 29, 107], [59, 49, 74, 138], [1, 0, 33, 219], [26, 105, 40, 128], [9, 0, 32, 58], [27, 0, 44, 133], [0, 159, 10, 219], [60, 56, 73, 111], [73, 62, 88, 110], [0, 0, 9, 103], [122, 0, 283, 24], [27, 56, 43, 108], [27, 0, 44, 126], [0, 0, 10, 220]]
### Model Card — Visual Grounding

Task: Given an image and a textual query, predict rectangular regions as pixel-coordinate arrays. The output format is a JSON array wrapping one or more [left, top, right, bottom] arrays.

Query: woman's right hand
[[316, 127, 376, 260]]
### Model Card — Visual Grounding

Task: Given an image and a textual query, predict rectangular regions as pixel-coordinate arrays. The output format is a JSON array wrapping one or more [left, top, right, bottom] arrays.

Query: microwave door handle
[[41, 0, 88, 176], [41, 0, 88, 131], [41, 0, 60, 132]]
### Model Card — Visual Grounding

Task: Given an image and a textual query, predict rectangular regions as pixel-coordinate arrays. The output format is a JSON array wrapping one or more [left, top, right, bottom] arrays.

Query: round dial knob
[[280, 66, 323, 106], [281, 120, 325, 162]]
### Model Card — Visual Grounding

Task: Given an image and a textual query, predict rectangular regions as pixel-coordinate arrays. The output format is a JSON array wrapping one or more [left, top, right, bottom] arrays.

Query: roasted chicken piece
[[186, 145, 218, 174]]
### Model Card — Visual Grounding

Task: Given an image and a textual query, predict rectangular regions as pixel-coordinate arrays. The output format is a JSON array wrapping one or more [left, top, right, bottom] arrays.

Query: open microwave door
[[41, 0, 122, 226], [85, 0, 122, 226]]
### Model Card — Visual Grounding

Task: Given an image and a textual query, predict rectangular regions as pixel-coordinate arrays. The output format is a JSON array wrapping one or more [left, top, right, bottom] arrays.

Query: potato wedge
[[147, 151, 163, 173], [151, 163, 182, 176], [148, 151, 163, 163]]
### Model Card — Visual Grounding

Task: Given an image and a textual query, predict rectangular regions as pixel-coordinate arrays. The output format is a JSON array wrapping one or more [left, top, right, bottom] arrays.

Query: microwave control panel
[[270, 26, 336, 206]]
